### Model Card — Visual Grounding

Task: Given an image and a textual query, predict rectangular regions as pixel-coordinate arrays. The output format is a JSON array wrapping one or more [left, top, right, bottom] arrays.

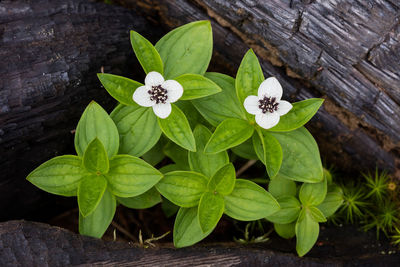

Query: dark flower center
[[148, 85, 168, 104], [258, 96, 279, 113]]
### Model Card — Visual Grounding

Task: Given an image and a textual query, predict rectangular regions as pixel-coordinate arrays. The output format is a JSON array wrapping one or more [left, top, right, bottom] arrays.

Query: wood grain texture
[[116, 0, 400, 177], [0, 0, 163, 220], [1, 220, 400, 266]]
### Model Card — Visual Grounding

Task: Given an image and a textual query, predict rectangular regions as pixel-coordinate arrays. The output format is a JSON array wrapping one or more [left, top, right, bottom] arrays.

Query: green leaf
[[299, 176, 327, 206], [141, 137, 167, 166], [295, 209, 320, 257], [162, 197, 180, 218], [130, 30, 163, 74], [317, 188, 343, 218], [268, 175, 297, 198], [75, 101, 119, 158], [27, 155, 85, 196], [175, 101, 208, 129], [272, 127, 323, 183], [77, 175, 107, 217], [253, 130, 283, 178], [274, 222, 296, 239], [159, 164, 182, 174], [309, 206, 327, 223], [111, 104, 161, 157], [262, 131, 283, 178], [224, 179, 280, 221], [204, 118, 254, 154], [208, 164, 236, 195], [198, 192, 225, 233], [189, 125, 229, 178], [266, 196, 301, 224], [163, 141, 189, 169], [97, 74, 142, 106], [269, 99, 324, 132], [235, 49, 264, 109], [155, 21, 212, 79], [192, 72, 247, 127], [79, 189, 116, 238], [175, 74, 221, 100], [83, 138, 109, 174], [156, 171, 208, 207], [173, 207, 213, 248], [117, 187, 161, 209], [231, 138, 258, 160], [158, 105, 196, 151], [106, 155, 163, 198]]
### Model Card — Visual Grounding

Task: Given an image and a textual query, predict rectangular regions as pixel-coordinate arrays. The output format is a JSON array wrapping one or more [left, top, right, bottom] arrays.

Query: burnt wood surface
[[117, 0, 400, 177], [0, 0, 163, 221], [0, 220, 399, 266]]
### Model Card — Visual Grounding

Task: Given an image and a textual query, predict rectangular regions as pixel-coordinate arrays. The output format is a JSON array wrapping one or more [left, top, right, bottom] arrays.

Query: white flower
[[132, 71, 183, 119], [243, 77, 292, 129]]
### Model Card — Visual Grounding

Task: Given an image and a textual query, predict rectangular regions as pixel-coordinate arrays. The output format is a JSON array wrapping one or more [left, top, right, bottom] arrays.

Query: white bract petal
[[145, 71, 164, 87], [258, 77, 283, 100], [153, 103, 172, 119], [163, 80, 183, 103], [276, 100, 292, 116], [255, 112, 280, 129], [244, 95, 261, 115], [132, 85, 154, 107]]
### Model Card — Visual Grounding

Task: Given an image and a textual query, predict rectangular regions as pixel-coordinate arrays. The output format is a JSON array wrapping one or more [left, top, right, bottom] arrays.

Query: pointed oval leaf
[[130, 30, 163, 74], [269, 99, 324, 132], [155, 21, 212, 79], [198, 192, 225, 233], [235, 49, 264, 108], [27, 155, 85, 196], [295, 210, 319, 257], [175, 101, 208, 129], [231, 138, 258, 160], [266, 196, 301, 224], [158, 104, 196, 151], [155, 171, 208, 207], [204, 118, 254, 154], [274, 222, 296, 239], [106, 155, 163, 198], [272, 127, 323, 183], [192, 72, 246, 126], [299, 176, 327, 206], [317, 189, 343, 218], [208, 163, 236, 195], [79, 189, 116, 238], [78, 174, 107, 217], [224, 179, 280, 221], [117, 187, 161, 209], [111, 104, 161, 157], [268, 174, 297, 198], [83, 138, 109, 174], [163, 141, 189, 169], [75, 101, 119, 158], [309, 206, 327, 223], [189, 125, 229, 178], [173, 207, 213, 248], [175, 74, 221, 100], [97, 74, 142, 106]]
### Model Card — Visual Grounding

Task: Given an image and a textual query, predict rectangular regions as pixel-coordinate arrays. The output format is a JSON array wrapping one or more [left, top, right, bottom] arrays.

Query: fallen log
[[0, 220, 398, 266], [116, 0, 400, 177], [0, 0, 163, 220]]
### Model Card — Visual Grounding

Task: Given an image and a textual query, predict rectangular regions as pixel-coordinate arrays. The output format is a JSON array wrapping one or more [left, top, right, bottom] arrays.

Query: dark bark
[[0, 0, 163, 220], [0, 220, 399, 266], [116, 0, 400, 177]]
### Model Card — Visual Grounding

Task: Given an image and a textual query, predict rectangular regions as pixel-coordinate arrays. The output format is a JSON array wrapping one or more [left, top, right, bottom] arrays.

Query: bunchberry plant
[[28, 102, 162, 238], [26, 20, 344, 257]]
